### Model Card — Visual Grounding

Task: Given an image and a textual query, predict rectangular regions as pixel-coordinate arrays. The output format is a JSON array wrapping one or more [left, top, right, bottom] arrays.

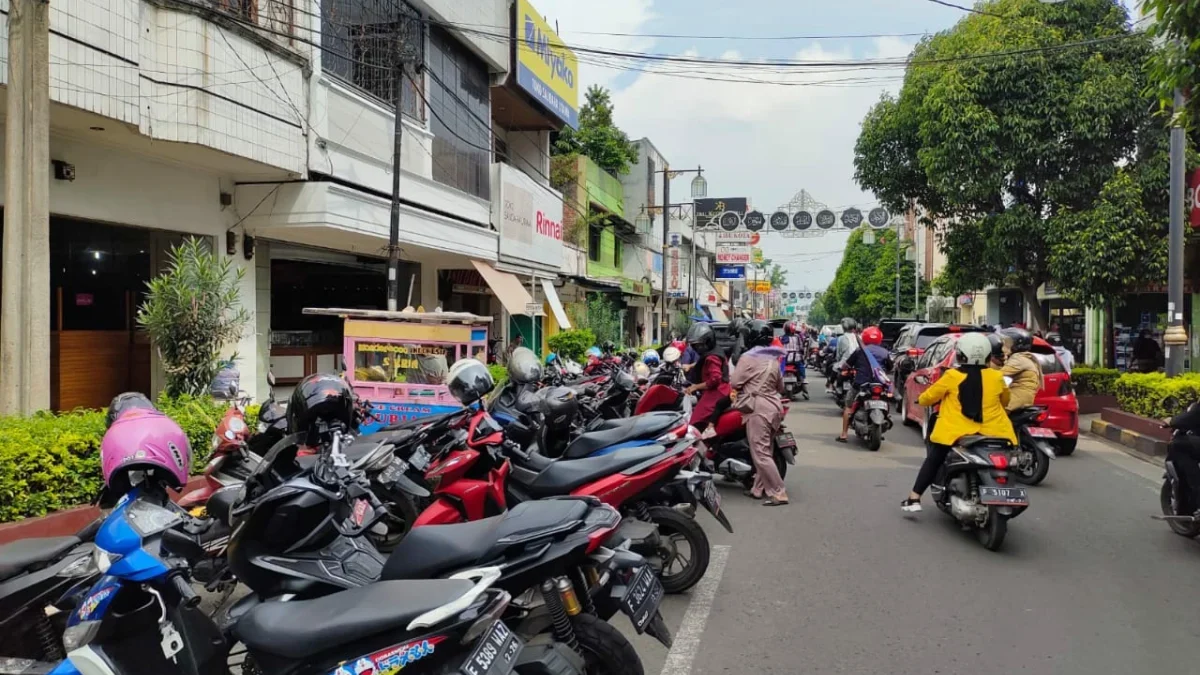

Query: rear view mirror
[[267, 371, 277, 387], [913, 375, 930, 386]]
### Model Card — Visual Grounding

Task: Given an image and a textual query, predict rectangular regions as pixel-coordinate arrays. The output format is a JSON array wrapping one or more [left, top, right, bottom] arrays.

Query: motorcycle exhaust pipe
[[717, 458, 753, 477]]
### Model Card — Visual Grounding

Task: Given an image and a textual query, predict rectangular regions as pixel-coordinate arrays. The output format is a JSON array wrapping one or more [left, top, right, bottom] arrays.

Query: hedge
[[1071, 367, 1120, 396], [0, 394, 259, 523], [547, 329, 596, 362], [1112, 372, 1200, 420]]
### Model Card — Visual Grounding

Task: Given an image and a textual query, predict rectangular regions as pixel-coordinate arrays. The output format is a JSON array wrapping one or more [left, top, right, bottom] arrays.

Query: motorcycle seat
[[1007, 406, 1046, 425], [235, 579, 473, 659], [381, 499, 590, 581], [518, 446, 667, 497], [0, 536, 82, 581], [957, 435, 1014, 449], [566, 412, 682, 459]]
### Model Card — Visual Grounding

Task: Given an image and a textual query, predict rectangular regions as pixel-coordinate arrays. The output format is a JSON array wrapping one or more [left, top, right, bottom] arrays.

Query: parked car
[[877, 318, 917, 351], [901, 333, 1080, 456], [890, 324, 986, 413]]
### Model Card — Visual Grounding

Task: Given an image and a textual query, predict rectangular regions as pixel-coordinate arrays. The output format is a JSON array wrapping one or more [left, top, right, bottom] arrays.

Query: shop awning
[[541, 279, 572, 330], [472, 260, 534, 316]]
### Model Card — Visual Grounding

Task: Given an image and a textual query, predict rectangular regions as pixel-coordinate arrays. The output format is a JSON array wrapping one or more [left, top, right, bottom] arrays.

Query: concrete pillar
[[420, 263, 438, 310], [255, 241, 272, 398], [0, 0, 51, 415]]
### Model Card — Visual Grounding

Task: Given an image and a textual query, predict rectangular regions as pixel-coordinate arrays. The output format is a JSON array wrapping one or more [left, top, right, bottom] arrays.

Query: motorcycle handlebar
[[170, 573, 201, 609]]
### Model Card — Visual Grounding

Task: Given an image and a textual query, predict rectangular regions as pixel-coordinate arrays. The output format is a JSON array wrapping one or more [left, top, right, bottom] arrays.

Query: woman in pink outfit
[[731, 319, 789, 505]]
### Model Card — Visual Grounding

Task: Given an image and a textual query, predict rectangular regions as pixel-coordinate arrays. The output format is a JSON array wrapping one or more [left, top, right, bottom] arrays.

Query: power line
[[921, 0, 1006, 18]]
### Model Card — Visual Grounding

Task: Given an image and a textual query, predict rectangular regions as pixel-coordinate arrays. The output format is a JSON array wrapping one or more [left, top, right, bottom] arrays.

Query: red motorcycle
[[700, 398, 797, 489], [179, 391, 258, 512], [413, 405, 729, 594]]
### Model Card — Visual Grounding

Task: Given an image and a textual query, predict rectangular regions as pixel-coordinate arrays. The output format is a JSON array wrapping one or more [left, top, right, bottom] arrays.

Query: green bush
[[548, 329, 596, 361], [488, 364, 508, 389], [0, 395, 253, 523], [1113, 372, 1200, 419], [1071, 367, 1121, 396]]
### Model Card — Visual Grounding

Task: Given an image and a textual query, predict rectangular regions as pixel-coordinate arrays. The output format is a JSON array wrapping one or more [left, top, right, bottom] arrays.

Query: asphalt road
[[616, 379, 1200, 675]]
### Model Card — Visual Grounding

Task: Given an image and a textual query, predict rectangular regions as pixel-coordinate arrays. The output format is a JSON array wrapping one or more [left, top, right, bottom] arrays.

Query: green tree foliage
[[547, 329, 597, 361], [853, 0, 1158, 332], [566, 294, 623, 348], [552, 86, 639, 176], [1143, 0, 1200, 124], [820, 230, 924, 324], [137, 238, 251, 397]]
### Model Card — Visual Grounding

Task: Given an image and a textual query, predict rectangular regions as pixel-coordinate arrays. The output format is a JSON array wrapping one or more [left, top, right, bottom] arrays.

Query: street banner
[[667, 247, 685, 296], [695, 197, 748, 230]]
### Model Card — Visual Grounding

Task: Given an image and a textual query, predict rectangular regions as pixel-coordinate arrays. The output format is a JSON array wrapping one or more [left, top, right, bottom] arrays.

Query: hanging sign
[[718, 211, 742, 231], [816, 210, 836, 229], [743, 211, 766, 232], [769, 211, 790, 231], [715, 264, 745, 280], [793, 211, 813, 230], [868, 207, 891, 229], [841, 207, 863, 229], [667, 247, 685, 297], [752, 247, 764, 264]]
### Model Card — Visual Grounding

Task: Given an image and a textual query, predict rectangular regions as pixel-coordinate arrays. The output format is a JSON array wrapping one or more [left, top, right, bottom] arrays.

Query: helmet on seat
[[998, 327, 1033, 354], [288, 373, 356, 438], [861, 326, 883, 346], [105, 392, 158, 429], [448, 358, 495, 405], [101, 411, 191, 494], [686, 322, 717, 353], [585, 346, 602, 359], [642, 349, 661, 366], [955, 333, 994, 367], [746, 320, 774, 348], [507, 347, 542, 384], [537, 387, 579, 430]]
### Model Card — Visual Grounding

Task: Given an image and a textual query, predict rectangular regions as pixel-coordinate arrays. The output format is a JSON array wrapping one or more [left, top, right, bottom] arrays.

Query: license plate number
[[867, 400, 889, 410], [702, 479, 721, 513], [978, 486, 1029, 506], [775, 432, 797, 449], [619, 565, 665, 634], [460, 620, 523, 675], [379, 457, 409, 483], [409, 448, 431, 472], [1026, 427, 1056, 438], [783, 375, 797, 385]]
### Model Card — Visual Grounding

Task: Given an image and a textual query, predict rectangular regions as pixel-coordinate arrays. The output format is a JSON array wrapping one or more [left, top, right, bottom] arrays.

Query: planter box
[[1101, 407, 1173, 442], [0, 476, 208, 546], [1078, 394, 1119, 415]]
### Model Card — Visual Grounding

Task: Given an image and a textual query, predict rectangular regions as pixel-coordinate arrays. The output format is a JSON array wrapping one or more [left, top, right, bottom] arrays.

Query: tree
[[820, 229, 924, 324], [137, 238, 251, 398], [1143, 0, 1200, 125], [853, 0, 1157, 332], [552, 85, 639, 176]]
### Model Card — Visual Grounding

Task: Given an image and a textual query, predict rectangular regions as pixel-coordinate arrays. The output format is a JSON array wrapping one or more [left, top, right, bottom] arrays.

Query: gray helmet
[[956, 333, 993, 367], [840, 317, 858, 333], [507, 347, 542, 384]]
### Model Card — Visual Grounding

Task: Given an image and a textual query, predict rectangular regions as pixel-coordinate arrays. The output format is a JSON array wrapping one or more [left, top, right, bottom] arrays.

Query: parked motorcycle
[[700, 400, 796, 488], [921, 409, 1029, 551], [848, 383, 893, 451]]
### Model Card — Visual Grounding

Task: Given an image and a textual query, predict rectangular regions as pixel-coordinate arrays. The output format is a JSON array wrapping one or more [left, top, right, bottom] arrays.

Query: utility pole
[[1165, 88, 1189, 375], [386, 19, 413, 312], [659, 168, 670, 339], [894, 216, 902, 316], [1, 0, 51, 415]]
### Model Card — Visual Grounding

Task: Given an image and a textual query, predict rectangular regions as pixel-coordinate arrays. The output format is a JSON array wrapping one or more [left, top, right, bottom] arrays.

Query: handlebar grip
[[171, 573, 201, 609]]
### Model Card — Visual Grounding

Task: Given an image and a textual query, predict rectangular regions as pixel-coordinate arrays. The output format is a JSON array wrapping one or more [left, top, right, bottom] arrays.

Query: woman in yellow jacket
[[902, 333, 1017, 513]]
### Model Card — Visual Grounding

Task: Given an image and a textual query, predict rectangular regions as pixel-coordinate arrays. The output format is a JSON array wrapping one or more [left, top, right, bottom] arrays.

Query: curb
[[1089, 418, 1168, 461]]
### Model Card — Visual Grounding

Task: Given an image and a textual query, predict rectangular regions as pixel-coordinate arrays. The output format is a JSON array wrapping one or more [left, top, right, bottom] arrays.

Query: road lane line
[[658, 544, 730, 675]]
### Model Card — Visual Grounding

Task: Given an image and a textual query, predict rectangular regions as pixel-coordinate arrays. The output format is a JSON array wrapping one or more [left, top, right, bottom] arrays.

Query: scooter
[[699, 398, 796, 489], [848, 383, 894, 451], [783, 351, 809, 401], [1007, 405, 1056, 486]]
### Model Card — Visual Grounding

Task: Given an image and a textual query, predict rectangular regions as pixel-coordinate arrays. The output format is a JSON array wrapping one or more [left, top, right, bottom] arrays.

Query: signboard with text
[[515, 0, 580, 128], [667, 247, 684, 297], [715, 264, 745, 280], [494, 163, 564, 271], [695, 197, 748, 229]]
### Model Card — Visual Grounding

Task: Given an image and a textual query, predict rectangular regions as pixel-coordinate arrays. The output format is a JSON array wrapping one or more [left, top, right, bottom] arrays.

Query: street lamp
[[634, 211, 651, 233], [690, 173, 708, 199]]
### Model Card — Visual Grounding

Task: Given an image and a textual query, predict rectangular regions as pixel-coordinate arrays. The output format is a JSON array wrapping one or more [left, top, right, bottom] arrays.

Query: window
[[427, 26, 491, 199], [494, 135, 509, 164], [321, 0, 425, 120], [588, 226, 602, 262], [614, 239, 623, 268], [212, 0, 255, 21]]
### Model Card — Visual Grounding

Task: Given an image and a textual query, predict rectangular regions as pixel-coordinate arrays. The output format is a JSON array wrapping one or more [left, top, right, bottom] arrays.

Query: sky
[[530, 0, 1143, 293]]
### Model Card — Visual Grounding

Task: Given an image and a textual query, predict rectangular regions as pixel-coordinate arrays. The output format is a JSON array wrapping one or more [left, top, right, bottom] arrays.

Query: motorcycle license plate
[[1026, 427, 1056, 438], [867, 400, 889, 410], [460, 620, 523, 675], [620, 565, 665, 634], [379, 457, 409, 484], [783, 375, 797, 385], [978, 486, 1029, 506], [775, 432, 797, 450]]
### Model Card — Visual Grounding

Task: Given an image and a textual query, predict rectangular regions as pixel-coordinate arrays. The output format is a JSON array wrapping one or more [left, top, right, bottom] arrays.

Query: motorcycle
[[225, 425, 657, 675], [921, 408, 1029, 551], [832, 368, 854, 409], [1007, 405, 1056, 486], [51, 479, 574, 675], [700, 399, 796, 489], [782, 351, 809, 401], [848, 382, 893, 451], [1153, 398, 1200, 537]]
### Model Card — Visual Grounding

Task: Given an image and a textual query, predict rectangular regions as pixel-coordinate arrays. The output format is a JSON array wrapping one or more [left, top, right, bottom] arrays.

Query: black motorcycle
[[922, 410, 1029, 551], [1155, 399, 1200, 537], [848, 383, 893, 451], [223, 427, 664, 675], [1007, 405, 1056, 486]]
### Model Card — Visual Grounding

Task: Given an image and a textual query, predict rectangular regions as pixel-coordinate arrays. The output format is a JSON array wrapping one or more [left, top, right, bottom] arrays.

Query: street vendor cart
[[303, 307, 491, 433]]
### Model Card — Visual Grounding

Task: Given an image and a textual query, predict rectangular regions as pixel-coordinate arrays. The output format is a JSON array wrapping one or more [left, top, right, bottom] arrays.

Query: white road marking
[[658, 544, 730, 675]]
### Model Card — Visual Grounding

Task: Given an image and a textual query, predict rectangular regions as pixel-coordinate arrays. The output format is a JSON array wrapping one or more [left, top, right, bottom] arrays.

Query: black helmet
[[1045, 332, 1064, 347], [746, 319, 774, 348], [106, 392, 157, 429], [986, 332, 1005, 360], [537, 387, 579, 429], [840, 317, 858, 333], [507, 347, 542, 384], [257, 400, 288, 433], [999, 327, 1033, 354], [601, 340, 616, 355], [288, 373, 355, 437], [728, 318, 745, 338], [447, 358, 495, 405], [686, 322, 717, 353]]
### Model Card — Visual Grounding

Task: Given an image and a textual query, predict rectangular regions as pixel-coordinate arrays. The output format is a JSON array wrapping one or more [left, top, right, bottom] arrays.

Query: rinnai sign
[[495, 163, 564, 271], [1189, 169, 1200, 228]]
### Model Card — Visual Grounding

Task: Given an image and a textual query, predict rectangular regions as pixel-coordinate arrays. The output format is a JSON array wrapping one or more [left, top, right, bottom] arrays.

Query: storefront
[[1038, 283, 1085, 365]]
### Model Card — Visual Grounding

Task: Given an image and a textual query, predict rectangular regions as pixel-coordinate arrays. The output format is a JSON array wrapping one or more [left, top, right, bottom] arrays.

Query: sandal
[[743, 489, 764, 499], [835, 436, 848, 443], [763, 498, 789, 506]]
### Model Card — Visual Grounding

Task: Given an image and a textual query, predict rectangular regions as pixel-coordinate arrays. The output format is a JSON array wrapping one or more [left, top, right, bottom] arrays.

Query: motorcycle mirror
[[267, 371, 276, 387], [914, 375, 930, 386]]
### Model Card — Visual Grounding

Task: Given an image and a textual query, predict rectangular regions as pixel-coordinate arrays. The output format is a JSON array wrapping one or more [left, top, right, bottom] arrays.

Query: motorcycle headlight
[[92, 547, 120, 574], [58, 551, 98, 578], [63, 620, 102, 651]]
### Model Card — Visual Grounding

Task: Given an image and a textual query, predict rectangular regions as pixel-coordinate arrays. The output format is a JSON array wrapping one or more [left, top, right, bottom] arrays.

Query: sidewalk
[[1080, 412, 1164, 468]]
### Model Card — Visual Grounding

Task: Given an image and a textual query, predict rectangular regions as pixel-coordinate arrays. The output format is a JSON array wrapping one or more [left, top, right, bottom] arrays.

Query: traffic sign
[[841, 207, 863, 229], [793, 211, 813, 230], [744, 211, 765, 231], [769, 211, 790, 231], [816, 210, 836, 229], [868, 207, 890, 229]]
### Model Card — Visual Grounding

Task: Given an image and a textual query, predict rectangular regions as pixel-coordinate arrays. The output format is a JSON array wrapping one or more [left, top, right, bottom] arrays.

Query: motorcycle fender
[[776, 445, 796, 465], [868, 409, 885, 425], [1034, 440, 1057, 459], [684, 473, 734, 533]]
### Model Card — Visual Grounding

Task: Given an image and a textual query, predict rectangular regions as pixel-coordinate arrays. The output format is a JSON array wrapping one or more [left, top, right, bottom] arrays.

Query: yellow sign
[[749, 280, 772, 293], [752, 247, 764, 264], [516, 0, 579, 128]]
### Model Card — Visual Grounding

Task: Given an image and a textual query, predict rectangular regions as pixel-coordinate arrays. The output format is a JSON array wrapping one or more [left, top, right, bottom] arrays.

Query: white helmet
[[955, 333, 993, 367], [662, 346, 682, 363]]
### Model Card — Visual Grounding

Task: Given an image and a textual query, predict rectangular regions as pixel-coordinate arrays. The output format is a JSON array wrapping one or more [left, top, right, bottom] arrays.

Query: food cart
[[303, 307, 491, 433]]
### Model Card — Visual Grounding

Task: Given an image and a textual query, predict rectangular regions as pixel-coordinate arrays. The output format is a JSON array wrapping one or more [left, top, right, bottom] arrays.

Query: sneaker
[[901, 498, 922, 513]]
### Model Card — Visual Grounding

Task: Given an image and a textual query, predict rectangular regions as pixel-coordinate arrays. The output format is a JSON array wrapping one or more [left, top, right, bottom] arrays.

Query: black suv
[[890, 323, 986, 412]]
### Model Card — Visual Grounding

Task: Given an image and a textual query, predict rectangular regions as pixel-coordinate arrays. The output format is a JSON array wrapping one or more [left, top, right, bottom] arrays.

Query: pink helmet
[[100, 410, 191, 494]]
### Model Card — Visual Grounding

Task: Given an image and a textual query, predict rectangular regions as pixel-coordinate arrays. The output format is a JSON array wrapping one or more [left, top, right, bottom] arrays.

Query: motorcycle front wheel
[[1012, 446, 1050, 486], [976, 508, 1008, 551], [1160, 481, 1200, 538], [646, 505, 710, 594]]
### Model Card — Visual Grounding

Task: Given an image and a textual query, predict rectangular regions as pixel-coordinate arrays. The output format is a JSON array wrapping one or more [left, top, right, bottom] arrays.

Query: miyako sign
[[516, 0, 579, 129], [495, 163, 564, 271]]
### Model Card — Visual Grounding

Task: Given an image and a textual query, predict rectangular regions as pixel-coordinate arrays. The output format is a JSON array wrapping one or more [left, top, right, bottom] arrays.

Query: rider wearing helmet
[[837, 326, 894, 443], [985, 333, 1006, 370], [997, 327, 1043, 411], [1045, 332, 1074, 373], [902, 332, 1017, 512], [730, 319, 789, 505], [834, 317, 860, 371], [684, 321, 731, 430]]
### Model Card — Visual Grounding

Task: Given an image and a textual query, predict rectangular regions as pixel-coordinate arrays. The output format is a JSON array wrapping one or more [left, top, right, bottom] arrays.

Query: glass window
[[353, 340, 456, 385], [915, 329, 949, 350], [427, 26, 491, 200], [1032, 351, 1066, 374], [588, 226, 602, 262], [321, 0, 425, 121]]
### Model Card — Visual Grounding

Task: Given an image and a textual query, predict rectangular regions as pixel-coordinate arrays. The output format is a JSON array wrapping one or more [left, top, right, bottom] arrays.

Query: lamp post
[[649, 166, 706, 343]]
